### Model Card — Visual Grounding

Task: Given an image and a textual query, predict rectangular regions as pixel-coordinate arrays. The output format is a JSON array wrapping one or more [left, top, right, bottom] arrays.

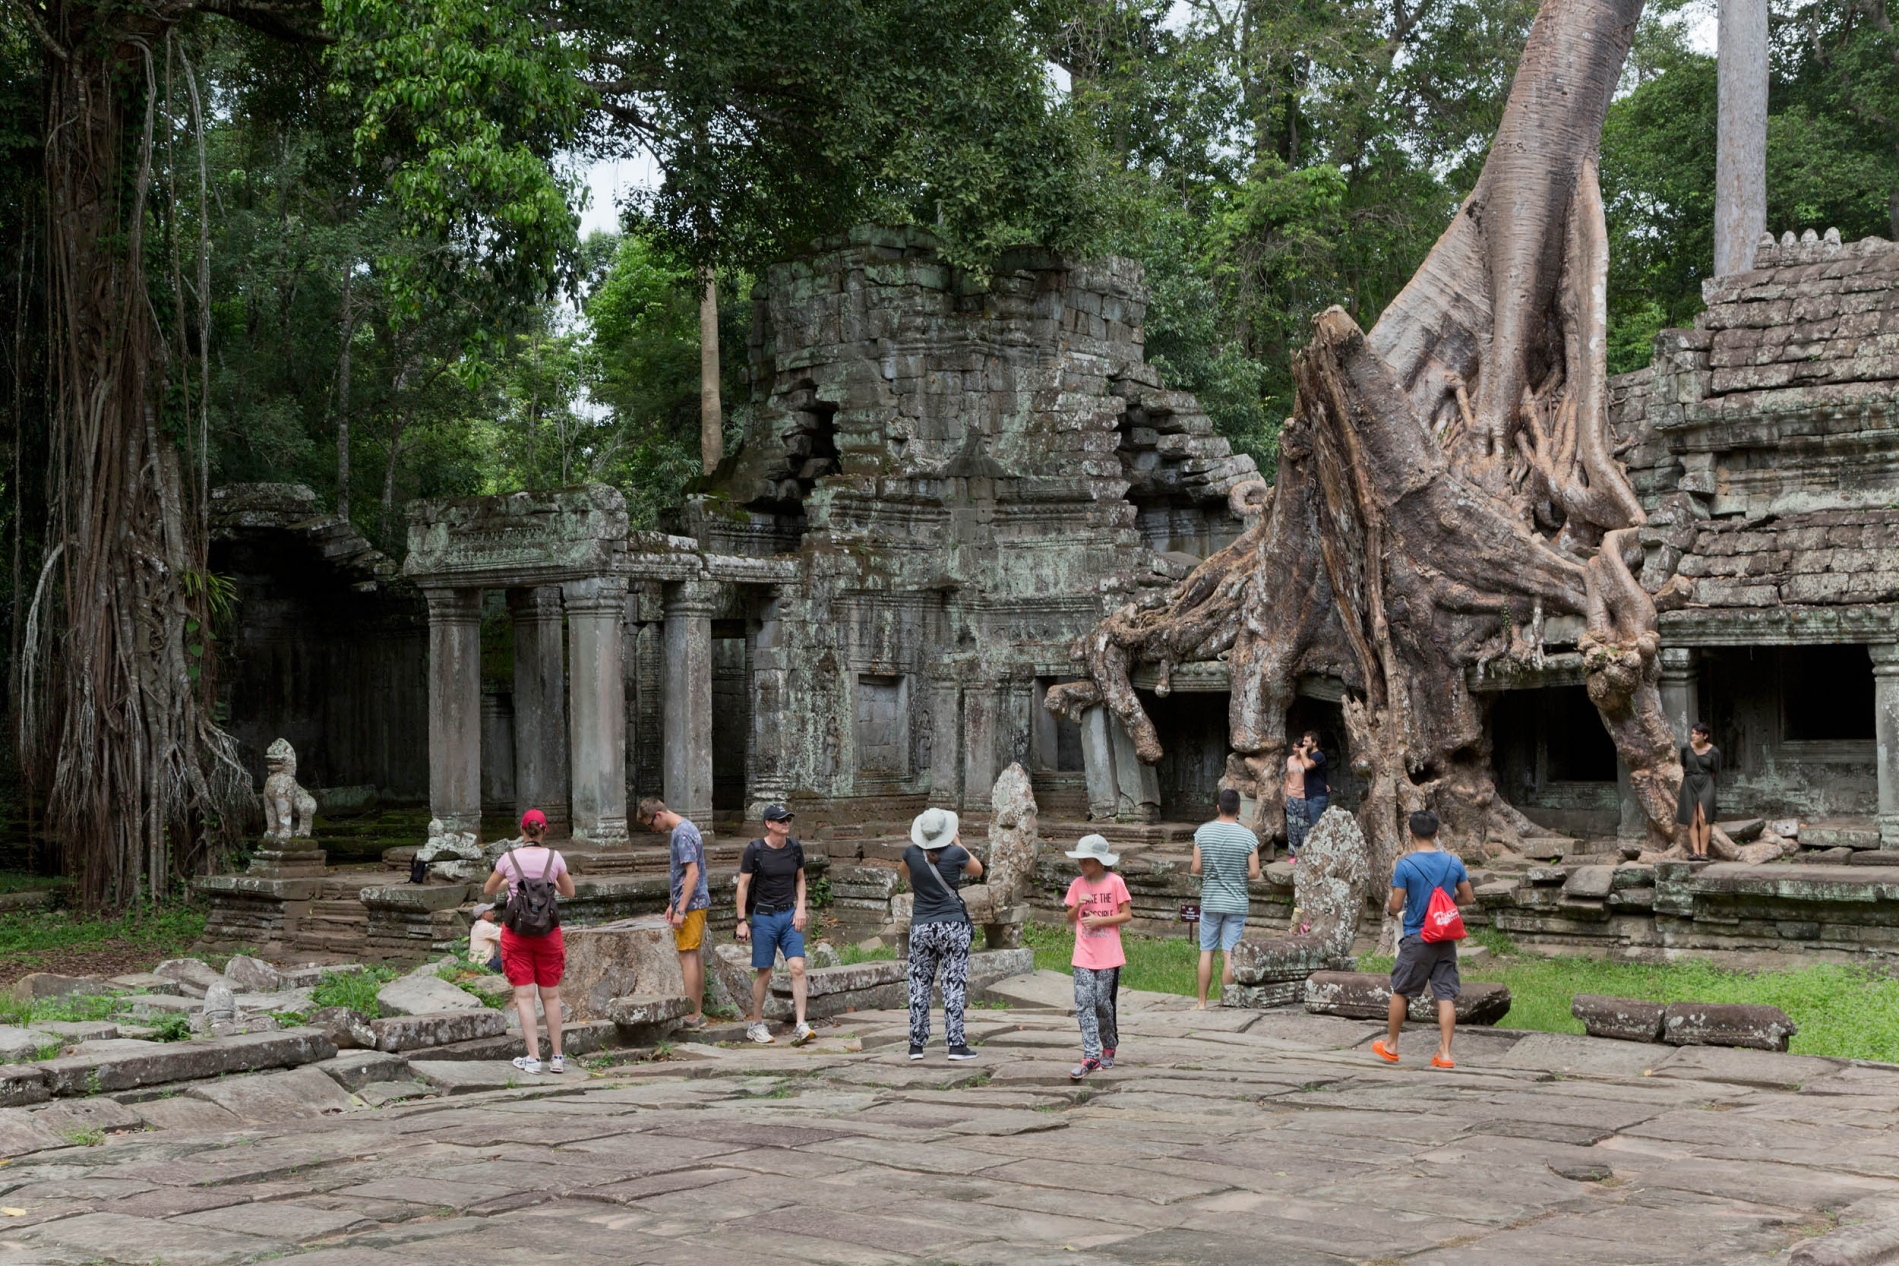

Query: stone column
[[1658, 647, 1700, 747], [1080, 705, 1119, 820], [1714, 0, 1768, 276], [479, 687, 515, 809], [1871, 644, 1899, 848], [508, 586, 569, 833], [746, 589, 792, 820], [1108, 710, 1161, 822], [663, 581, 719, 825], [962, 686, 1001, 810], [1615, 758, 1646, 840], [424, 587, 483, 835], [563, 576, 630, 846]]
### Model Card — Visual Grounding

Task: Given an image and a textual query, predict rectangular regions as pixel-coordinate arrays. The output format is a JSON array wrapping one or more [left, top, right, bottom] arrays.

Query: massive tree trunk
[[24, 4, 254, 905], [1051, 0, 1679, 907]]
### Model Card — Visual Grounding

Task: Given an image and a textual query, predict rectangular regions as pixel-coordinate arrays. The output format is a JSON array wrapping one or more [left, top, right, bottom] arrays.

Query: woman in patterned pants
[[903, 807, 984, 1061]]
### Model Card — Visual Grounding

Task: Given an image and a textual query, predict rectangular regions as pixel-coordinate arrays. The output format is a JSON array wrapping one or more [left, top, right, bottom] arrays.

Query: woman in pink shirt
[[1063, 834, 1131, 1080]]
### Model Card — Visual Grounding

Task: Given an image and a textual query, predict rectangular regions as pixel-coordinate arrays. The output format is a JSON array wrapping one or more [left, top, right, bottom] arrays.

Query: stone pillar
[[563, 577, 630, 846], [1714, 0, 1768, 276], [508, 586, 569, 833], [962, 686, 1002, 810], [746, 589, 792, 820], [1658, 647, 1700, 747], [1080, 705, 1119, 820], [1109, 710, 1161, 823], [1871, 644, 1899, 848], [928, 674, 964, 807], [663, 581, 718, 825], [424, 587, 483, 835], [479, 687, 515, 809], [1615, 758, 1646, 840]]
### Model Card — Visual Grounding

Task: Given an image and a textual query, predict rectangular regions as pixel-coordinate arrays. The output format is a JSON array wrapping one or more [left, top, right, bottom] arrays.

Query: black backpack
[[503, 848, 561, 937]]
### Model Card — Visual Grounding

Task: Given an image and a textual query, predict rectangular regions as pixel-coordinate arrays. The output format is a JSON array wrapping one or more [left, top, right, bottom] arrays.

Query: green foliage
[[310, 965, 397, 1016], [837, 943, 896, 966], [806, 876, 833, 910], [0, 903, 206, 973], [59, 1126, 106, 1148], [147, 1013, 194, 1043]]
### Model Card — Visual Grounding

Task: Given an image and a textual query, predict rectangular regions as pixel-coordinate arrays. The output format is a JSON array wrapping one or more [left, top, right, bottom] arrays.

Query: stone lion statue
[[262, 738, 317, 841]]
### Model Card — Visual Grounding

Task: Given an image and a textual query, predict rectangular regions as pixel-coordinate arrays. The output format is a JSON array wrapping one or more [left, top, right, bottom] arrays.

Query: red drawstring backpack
[[1420, 854, 1467, 943]]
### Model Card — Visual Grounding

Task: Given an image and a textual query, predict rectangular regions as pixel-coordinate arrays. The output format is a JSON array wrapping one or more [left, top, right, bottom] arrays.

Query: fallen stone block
[[561, 916, 685, 1022], [36, 1021, 116, 1041], [121, 995, 198, 1018], [376, 974, 485, 1016], [773, 959, 905, 998], [280, 963, 363, 990], [107, 973, 182, 995], [607, 994, 690, 1044], [308, 1005, 377, 1050], [314, 1049, 413, 1091], [1571, 993, 1666, 1043], [153, 957, 223, 997], [1717, 818, 1765, 843], [10, 973, 109, 1003], [409, 1058, 588, 1093], [1229, 935, 1355, 986], [419, 1034, 526, 1061], [1770, 818, 1800, 840], [1790, 1217, 1899, 1266], [0, 1026, 59, 1063], [456, 973, 515, 1006], [34, 1027, 337, 1095], [1561, 866, 1616, 899], [67, 1039, 163, 1056], [1222, 981, 1301, 1008], [1661, 1001, 1797, 1052], [221, 954, 283, 993], [1304, 972, 1512, 1025], [185, 1065, 355, 1123], [0, 1064, 50, 1108], [370, 1008, 508, 1053]]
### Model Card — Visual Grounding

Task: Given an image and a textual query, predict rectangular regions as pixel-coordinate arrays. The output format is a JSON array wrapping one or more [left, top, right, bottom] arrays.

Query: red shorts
[[499, 926, 565, 988]]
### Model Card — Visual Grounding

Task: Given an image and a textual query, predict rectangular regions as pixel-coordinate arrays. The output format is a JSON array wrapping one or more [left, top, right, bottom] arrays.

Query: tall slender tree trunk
[[31, 3, 252, 905], [335, 262, 354, 521], [699, 269, 722, 473]]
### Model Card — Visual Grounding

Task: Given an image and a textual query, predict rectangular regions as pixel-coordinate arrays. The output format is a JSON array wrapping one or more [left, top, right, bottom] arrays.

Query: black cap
[[763, 804, 794, 822]]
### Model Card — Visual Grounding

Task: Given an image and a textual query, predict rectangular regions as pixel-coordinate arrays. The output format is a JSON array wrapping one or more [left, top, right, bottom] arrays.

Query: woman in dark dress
[[1676, 721, 1721, 858]]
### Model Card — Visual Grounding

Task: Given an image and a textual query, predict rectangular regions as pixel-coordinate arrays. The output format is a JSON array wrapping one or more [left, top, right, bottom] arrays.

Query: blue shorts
[[749, 908, 807, 969], [1199, 911, 1247, 952]]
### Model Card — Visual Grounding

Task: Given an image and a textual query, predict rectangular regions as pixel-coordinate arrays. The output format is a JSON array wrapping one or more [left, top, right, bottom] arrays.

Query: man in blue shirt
[[1373, 810, 1473, 1069]]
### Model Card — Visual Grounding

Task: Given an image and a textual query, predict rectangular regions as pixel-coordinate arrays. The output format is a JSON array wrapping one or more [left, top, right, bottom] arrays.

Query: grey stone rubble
[[0, 975, 1893, 1265]]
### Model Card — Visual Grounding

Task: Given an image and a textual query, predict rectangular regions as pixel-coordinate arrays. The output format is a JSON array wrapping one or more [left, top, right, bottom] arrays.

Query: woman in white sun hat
[[1063, 833, 1131, 1079], [903, 807, 985, 1063]]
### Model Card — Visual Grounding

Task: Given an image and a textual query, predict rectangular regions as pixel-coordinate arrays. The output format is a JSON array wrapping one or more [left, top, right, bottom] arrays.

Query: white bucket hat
[[910, 807, 960, 850], [1065, 833, 1119, 867]]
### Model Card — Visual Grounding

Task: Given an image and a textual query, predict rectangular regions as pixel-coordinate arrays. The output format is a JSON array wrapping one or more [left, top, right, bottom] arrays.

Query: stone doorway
[[712, 620, 751, 817]]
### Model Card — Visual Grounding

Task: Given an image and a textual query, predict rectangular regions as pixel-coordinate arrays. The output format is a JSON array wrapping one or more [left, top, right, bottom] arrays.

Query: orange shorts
[[673, 908, 707, 952]]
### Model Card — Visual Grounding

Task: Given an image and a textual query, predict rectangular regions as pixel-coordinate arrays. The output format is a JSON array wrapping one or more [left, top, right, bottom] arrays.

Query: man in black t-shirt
[[734, 804, 812, 1045]]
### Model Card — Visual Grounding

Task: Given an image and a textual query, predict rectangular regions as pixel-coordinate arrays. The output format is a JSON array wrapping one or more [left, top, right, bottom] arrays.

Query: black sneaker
[[946, 1044, 977, 1061], [908, 1044, 925, 1061]]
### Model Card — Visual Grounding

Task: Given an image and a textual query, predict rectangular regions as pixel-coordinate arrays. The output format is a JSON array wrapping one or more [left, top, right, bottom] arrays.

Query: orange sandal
[[1431, 1054, 1456, 1069], [1372, 1039, 1399, 1064]]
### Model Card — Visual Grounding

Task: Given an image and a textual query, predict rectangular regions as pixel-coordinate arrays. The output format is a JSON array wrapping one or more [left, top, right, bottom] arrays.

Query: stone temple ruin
[[202, 224, 1899, 966]]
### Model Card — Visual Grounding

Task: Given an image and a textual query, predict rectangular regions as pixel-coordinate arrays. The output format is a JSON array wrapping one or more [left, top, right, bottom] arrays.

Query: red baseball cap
[[521, 808, 548, 831]]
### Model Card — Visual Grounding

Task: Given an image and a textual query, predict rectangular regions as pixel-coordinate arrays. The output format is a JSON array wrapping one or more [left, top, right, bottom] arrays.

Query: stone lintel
[[194, 876, 323, 900], [1660, 606, 1899, 645]]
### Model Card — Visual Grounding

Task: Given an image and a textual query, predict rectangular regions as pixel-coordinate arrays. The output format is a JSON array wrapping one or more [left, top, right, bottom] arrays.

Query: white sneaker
[[747, 1022, 774, 1044], [511, 1055, 542, 1075], [790, 1022, 814, 1046], [548, 1055, 564, 1074]]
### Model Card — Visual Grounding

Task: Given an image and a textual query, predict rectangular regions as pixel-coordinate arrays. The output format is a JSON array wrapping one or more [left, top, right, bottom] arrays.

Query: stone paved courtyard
[[2, 978, 1895, 1265]]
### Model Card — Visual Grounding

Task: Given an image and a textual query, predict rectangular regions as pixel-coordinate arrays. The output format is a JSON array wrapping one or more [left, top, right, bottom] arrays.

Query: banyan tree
[[1049, 0, 1682, 893]]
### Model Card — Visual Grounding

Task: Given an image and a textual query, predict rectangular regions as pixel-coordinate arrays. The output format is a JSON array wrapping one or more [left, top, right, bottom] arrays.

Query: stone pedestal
[[564, 577, 630, 846], [1872, 644, 1899, 848], [246, 838, 326, 879], [424, 588, 483, 835], [663, 581, 717, 824], [1658, 646, 1699, 747], [508, 586, 569, 832], [560, 916, 685, 1021]]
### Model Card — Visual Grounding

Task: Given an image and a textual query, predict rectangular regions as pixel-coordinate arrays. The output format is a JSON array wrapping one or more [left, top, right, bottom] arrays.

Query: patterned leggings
[[1073, 966, 1120, 1059], [907, 921, 973, 1048]]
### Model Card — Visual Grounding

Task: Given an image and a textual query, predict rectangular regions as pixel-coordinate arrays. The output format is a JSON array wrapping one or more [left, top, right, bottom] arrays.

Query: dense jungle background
[[0, 0, 1894, 898]]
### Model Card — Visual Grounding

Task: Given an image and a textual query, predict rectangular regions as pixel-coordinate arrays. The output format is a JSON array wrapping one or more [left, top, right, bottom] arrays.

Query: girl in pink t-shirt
[[1063, 834, 1132, 1079]]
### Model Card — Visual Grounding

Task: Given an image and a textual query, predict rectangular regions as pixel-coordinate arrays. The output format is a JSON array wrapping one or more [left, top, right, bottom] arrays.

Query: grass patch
[[0, 900, 204, 971], [836, 944, 895, 966], [309, 965, 397, 1016], [1023, 922, 1206, 996], [0, 871, 67, 896]]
